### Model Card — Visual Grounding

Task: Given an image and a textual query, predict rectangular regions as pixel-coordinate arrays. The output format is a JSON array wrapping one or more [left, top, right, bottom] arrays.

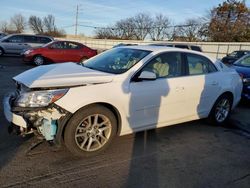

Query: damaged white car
[[4, 46, 242, 156]]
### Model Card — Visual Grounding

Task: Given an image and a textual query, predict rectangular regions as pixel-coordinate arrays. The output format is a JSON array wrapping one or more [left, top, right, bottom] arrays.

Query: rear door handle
[[211, 81, 218, 86]]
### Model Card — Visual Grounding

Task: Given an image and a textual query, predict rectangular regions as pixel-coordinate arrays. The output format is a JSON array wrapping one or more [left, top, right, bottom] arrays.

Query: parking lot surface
[[0, 56, 250, 188]]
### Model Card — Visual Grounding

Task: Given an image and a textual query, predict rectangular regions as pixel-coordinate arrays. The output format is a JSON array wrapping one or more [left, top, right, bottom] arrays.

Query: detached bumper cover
[[3, 93, 27, 128]]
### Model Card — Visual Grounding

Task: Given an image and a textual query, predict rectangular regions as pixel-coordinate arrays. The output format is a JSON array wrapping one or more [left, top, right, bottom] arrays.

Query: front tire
[[33, 55, 45, 66], [208, 94, 232, 125], [64, 105, 117, 157]]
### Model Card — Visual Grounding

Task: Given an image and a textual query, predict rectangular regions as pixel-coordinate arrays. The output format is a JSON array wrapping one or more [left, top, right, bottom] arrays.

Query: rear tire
[[64, 105, 117, 157], [33, 55, 45, 66], [208, 94, 233, 126]]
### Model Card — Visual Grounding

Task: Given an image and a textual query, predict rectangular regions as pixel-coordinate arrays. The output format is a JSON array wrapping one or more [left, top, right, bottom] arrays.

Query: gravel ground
[[0, 56, 250, 188]]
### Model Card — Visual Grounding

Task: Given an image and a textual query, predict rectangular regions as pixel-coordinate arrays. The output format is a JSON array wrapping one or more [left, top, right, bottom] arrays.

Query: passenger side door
[[128, 52, 188, 130], [45, 42, 66, 63], [183, 53, 221, 118]]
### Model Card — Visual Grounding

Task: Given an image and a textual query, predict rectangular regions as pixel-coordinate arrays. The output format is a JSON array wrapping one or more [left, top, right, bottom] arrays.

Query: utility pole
[[75, 4, 79, 36]]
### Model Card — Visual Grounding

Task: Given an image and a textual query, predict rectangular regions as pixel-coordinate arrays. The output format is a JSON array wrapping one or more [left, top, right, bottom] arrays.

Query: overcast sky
[[1, 0, 250, 36]]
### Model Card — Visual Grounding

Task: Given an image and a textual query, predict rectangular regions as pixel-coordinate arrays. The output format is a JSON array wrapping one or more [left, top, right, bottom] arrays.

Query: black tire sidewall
[[64, 105, 117, 157]]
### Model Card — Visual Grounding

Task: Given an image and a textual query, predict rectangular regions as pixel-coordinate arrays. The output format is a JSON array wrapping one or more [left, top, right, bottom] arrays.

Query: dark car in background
[[0, 34, 53, 56], [149, 43, 203, 52], [222, 50, 250, 65], [232, 54, 250, 100], [23, 40, 98, 65]]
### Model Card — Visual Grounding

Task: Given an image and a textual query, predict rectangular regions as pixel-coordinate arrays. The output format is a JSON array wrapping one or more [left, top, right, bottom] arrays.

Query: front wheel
[[64, 105, 117, 157], [208, 94, 232, 125], [33, 55, 45, 66]]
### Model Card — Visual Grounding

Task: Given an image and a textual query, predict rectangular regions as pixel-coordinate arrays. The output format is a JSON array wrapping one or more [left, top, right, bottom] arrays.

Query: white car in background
[[4, 46, 242, 156]]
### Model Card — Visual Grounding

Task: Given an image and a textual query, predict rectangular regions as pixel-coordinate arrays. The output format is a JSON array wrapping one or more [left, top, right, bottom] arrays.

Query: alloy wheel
[[75, 114, 112, 152], [215, 98, 230, 123]]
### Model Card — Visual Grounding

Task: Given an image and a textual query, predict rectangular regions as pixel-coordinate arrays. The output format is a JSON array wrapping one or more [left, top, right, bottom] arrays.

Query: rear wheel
[[208, 94, 232, 125], [33, 55, 45, 66], [64, 105, 117, 157]]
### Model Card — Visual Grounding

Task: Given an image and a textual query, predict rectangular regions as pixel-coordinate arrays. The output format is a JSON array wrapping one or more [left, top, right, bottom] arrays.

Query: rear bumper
[[3, 93, 27, 128]]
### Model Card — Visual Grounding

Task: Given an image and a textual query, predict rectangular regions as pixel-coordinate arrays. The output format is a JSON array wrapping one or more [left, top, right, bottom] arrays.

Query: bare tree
[[95, 27, 116, 39], [42, 14, 65, 37], [174, 19, 203, 42], [132, 13, 153, 40], [29, 15, 44, 34], [150, 14, 171, 41], [0, 21, 9, 33], [43, 14, 56, 33], [10, 14, 26, 33], [115, 18, 137, 39]]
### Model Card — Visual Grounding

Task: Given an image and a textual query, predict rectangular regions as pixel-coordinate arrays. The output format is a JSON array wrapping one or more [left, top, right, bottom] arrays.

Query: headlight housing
[[14, 89, 68, 107], [24, 49, 33, 55]]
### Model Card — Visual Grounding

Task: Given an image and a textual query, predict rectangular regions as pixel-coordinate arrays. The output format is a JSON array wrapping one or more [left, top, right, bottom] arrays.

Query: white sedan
[[4, 46, 242, 156]]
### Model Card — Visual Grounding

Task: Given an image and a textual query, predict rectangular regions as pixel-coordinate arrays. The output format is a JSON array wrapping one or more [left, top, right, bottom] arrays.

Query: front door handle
[[175, 86, 185, 92]]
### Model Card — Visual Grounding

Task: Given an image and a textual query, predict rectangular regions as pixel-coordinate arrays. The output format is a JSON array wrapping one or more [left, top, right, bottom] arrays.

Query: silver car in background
[[0, 34, 53, 56]]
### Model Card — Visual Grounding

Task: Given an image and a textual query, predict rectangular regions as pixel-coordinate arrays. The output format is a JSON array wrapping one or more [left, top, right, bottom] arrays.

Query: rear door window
[[66, 42, 81, 49], [23, 36, 38, 43], [186, 53, 217, 75], [51, 42, 66, 49], [38, 37, 52, 44]]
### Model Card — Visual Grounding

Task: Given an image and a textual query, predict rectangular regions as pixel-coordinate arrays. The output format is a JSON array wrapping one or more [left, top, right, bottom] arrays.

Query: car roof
[[6, 34, 53, 39], [119, 45, 214, 61]]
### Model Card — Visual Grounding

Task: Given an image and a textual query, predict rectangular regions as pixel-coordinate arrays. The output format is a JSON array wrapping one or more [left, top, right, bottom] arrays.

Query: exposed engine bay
[[7, 82, 69, 142]]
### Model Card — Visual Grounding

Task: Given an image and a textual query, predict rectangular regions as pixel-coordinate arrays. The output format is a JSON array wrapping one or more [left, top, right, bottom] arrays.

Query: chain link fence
[[58, 37, 250, 59]]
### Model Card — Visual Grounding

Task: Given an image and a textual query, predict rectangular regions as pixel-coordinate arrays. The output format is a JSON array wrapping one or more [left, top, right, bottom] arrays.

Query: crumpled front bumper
[[3, 93, 27, 128]]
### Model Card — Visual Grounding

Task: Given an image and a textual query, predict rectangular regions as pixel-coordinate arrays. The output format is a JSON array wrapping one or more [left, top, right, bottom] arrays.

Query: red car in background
[[23, 40, 97, 66]]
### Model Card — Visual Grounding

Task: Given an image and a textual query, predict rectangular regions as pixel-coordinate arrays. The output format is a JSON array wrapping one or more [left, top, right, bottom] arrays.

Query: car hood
[[232, 65, 250, 78], [14, 62, 114, 88]]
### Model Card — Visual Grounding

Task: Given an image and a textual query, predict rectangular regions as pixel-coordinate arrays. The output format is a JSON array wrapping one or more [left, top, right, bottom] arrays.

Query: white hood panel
[[14, 63, 113, 88]]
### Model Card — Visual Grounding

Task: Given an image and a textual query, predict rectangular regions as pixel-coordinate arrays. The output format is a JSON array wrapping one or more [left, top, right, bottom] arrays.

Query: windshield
[[234, 55, 250, 67], [83, 48, 151, 74], [0, 35, 10, 42]]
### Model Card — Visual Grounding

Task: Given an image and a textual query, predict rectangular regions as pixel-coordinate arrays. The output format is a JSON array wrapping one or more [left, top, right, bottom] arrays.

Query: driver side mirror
[[138, 71, 157, 81]]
